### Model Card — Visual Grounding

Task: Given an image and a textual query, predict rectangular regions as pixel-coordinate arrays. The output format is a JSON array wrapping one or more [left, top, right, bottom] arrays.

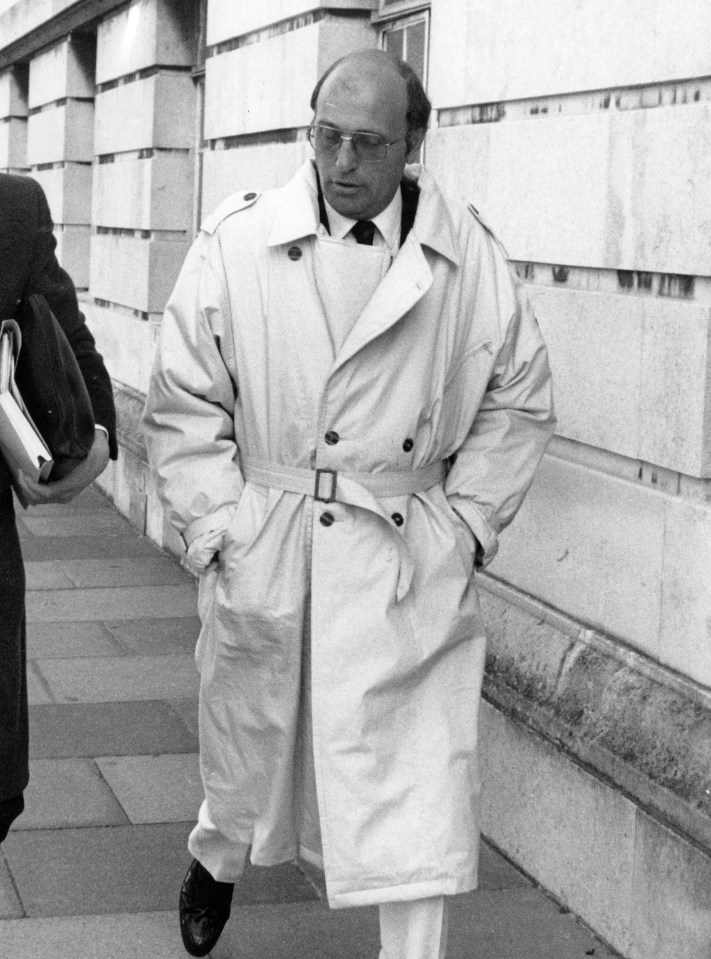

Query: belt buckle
[[314, 468, 337, 503]]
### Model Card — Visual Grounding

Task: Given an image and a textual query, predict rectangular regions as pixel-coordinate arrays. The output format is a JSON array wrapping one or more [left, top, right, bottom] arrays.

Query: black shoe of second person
[[0, 793, 24, 843], [179, 858, 235, 957]]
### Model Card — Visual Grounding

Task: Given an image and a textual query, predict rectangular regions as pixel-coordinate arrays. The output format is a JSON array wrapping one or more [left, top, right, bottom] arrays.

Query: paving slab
[[18, 513, 134, 538], [16, 759, 128, 830], [212, 889, 615, 959], [36, 655, 199, 703], [105, 616, 201, 656], [26, 662, 53, 705], [236, 859, 321, 906], [2, 823, 192, 917], [26, 585, 197, 623], [0, 855, 23, 919], [18, 534, 161, 561], [24, 557, 192, 590], [29, 701, 198, 759], [16, 487, 113, 515], [96, 754, 202, 824], [27, 621, 124, 659], [0, 911, 184, 959], [24, 562, 76, 590], [446, 887, 617, 959], [167, 697, 200, 736], [213, 899, 380, 959], [477, 841, 532, 891]]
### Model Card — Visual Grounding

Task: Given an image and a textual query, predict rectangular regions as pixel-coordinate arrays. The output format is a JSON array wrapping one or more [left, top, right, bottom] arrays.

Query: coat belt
[[241, 457, 447, 601]]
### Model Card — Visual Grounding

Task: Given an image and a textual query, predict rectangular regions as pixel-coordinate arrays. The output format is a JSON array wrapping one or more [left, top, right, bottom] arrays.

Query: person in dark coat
[[0, 172, 117, 841]]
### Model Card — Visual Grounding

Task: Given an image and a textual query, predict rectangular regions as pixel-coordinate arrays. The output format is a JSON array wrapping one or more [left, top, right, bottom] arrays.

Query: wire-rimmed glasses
[[308, 124, 407, 163]]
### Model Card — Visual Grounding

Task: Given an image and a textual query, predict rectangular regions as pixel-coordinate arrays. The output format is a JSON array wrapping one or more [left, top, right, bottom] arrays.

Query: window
[[380, 12, 429, 84], [375, 2, 430, 86]]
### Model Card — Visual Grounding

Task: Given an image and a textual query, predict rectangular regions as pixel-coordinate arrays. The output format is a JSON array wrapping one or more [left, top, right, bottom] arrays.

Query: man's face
[[312, 60, 416, 221]]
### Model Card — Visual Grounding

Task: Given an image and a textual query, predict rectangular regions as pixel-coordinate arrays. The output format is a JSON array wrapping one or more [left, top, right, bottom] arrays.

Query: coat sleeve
[[26, 177, 117, 457], [445, 253, 555, 568], [142, 229, 244, 547]]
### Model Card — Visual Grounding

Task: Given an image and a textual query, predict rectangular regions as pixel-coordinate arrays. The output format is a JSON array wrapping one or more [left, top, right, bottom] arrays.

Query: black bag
[[14, 294, 95, 480]]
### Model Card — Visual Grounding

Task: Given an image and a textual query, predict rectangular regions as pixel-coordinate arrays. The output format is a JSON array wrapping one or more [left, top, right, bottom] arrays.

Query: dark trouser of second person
[[0, 489, 28, 843]]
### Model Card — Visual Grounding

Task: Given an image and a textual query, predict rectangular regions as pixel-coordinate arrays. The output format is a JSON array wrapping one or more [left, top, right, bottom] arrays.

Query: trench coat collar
[[268, 161, 460, 267]]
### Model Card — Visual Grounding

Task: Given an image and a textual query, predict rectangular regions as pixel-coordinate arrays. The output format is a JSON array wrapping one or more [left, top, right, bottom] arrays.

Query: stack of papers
[[0, 320, 54, 497]]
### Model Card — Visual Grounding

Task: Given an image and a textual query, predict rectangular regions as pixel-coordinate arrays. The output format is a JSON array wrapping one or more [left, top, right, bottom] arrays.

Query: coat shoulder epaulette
[[466, 202, 510, 260], [200, 190, 261, 236]]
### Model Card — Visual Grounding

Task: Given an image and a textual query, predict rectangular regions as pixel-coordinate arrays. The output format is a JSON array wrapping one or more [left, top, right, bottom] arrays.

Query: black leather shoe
[[179, 858, 234, 957]]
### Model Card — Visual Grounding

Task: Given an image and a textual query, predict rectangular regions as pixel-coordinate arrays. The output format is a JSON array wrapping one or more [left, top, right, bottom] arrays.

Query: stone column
[[0, 65, 28, 173], [88, 0, 195, 543], [27, 36, 95, 288]]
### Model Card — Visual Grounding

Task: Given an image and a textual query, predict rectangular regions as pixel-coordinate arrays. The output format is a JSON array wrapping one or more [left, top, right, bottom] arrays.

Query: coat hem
[[325, 871, 478, 910]]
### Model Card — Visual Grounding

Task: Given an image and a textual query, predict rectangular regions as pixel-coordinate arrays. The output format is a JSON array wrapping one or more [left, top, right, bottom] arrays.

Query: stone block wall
[[26, 36, 95, 288], [0, 65, 27, 172], [87, 0, 195, 552], [201, 0, 376, 215], [425, 0, 711, 686], [424, 1, 711, 954]]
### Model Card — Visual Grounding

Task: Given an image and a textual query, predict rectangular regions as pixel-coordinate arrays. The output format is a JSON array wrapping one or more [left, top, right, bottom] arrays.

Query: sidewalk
[[0, 488, 618, 959]]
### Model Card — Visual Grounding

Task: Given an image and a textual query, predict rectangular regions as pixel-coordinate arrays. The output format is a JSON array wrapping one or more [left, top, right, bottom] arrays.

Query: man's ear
[[405, 127, 426, 163]]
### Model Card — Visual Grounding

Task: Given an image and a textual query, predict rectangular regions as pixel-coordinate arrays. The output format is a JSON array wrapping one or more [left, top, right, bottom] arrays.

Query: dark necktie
[[350, 220, 376, 246]]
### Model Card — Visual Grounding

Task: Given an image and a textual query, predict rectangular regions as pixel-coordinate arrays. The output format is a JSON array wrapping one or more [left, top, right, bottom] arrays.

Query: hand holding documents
[[0, 319, 54, 501]]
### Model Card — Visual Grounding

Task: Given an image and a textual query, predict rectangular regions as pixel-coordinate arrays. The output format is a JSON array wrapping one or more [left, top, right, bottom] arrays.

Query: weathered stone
[[481, 577, 711, 850], [429, 0, 711, 106]]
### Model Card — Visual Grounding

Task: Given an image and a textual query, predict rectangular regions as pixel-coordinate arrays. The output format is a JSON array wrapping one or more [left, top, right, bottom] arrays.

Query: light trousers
[[189, 800, 449, 959]]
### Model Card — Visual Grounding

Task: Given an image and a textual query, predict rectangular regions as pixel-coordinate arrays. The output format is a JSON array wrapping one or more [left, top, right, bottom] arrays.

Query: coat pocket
[[213, 485, 299, 629], [427, 484, 476, 576]]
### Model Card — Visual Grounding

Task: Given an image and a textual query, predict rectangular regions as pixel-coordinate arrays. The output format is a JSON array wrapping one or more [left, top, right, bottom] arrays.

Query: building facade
[[1, 2, 710, 956]]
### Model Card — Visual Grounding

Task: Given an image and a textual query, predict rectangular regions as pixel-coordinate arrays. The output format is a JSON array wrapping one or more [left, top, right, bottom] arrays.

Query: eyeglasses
[[308, 124, 407, 163]]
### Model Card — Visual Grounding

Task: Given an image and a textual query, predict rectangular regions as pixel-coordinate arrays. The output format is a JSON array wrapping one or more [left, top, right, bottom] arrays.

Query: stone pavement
[[0, 488, 619, 959]]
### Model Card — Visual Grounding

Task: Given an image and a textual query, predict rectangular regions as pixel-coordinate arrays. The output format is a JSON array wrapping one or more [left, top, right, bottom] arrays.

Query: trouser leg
[[188, 799, 251, 882], [0, 488, 28, 833], [378, 897, 449, 959]]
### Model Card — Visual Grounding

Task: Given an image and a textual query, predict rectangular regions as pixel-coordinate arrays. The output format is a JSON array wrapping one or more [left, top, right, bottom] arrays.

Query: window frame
[[373, 0, 430, 22]]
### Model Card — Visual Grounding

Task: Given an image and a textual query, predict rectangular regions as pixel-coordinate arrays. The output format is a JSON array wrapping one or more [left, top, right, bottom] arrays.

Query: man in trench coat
[[0, 172, 117, 841], [143, 49, 555, 959]]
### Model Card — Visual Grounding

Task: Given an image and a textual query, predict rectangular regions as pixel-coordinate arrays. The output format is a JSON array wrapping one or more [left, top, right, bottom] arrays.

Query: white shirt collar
[[322, 188, 403, 255]]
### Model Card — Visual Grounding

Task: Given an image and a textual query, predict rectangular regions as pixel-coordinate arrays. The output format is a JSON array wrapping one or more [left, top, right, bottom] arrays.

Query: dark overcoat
[[0, 172, 116, 802]]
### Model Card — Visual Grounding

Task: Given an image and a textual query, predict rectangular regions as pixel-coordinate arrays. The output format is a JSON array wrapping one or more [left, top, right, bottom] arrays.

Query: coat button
[[320, 512, 335, 527], [403, 438, 413, 452], [324, 430, 339, 445], [288, 245, 302, 261], [392, 512, 404, 527], [244, 191, 257, 201]]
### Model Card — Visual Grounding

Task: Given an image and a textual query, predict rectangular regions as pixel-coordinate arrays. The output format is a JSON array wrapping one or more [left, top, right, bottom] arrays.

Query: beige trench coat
[[143, 161, 555, 909]]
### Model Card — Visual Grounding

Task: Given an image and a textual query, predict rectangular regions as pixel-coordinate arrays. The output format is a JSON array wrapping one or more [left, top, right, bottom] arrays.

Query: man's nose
[[335, 137, 358, 170]]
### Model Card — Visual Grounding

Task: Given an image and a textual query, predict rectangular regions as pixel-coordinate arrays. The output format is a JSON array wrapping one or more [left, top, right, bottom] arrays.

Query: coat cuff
[[449, 500, 499, 569], [182, 503, 238, 549]]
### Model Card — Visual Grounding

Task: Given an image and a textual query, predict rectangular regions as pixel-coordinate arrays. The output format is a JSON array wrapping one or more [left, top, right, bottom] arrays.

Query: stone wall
[[423, 2, 711, 955]]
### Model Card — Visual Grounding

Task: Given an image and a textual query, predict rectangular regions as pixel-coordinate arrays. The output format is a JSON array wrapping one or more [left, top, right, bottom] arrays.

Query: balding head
[[311, 49, 431, 147], [309, 49, 429, 220]]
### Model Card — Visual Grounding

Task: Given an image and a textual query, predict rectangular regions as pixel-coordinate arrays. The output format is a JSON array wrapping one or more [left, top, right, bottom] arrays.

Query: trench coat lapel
[[332, 231, 433, 375]]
